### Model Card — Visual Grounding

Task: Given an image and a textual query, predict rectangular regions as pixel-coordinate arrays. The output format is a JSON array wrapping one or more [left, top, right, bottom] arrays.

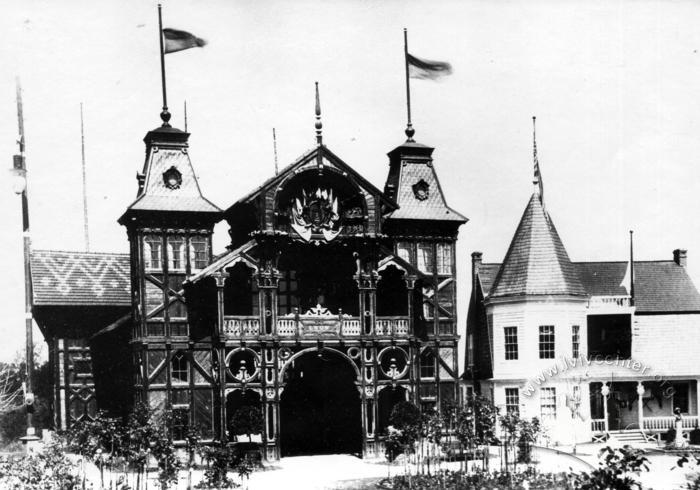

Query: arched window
[[167, 236, 185, 272], [171, 352, 189, 384], [144, 235, 162, 271], [189, 236, 209, 271]]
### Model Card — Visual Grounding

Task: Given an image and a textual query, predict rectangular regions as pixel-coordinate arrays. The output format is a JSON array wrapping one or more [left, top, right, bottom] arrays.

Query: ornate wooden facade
[[34, 111, 466, 459]]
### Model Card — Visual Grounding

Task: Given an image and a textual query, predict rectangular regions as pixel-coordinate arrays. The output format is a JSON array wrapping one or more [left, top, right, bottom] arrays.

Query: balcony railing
[[223, 313, 410, 339], [588, 295, 632, 308]]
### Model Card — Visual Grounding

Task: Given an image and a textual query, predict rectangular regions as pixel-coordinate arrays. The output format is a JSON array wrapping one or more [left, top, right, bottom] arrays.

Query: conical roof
[[489, 193, 586, 298]]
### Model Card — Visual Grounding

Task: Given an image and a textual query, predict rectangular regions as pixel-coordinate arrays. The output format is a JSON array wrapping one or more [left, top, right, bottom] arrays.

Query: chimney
[[673, 249, 687, 267], [471, 251, 483, 294]]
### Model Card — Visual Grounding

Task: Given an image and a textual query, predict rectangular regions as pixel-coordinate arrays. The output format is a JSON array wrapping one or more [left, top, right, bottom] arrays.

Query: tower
[[118, 119, 222, 427]]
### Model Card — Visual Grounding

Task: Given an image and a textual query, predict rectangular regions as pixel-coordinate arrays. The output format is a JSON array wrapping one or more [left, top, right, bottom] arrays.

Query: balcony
[[222, 311, 410, 340], [587, 295, 632, 309]]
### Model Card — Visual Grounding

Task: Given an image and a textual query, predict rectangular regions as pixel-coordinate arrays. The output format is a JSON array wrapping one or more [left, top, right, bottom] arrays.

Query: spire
[[314, 82, 323, 173], [315, 81, 323, 146], [532, 116, 544, 206], [489, 193, 586, 298]]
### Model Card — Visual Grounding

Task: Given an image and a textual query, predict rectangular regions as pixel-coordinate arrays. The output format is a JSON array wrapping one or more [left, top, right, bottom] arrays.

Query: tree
[[575, 445, 649, 489], [228, 405, 263, 442], [454, 394, 498, 470], [0, 364, 22, 414]]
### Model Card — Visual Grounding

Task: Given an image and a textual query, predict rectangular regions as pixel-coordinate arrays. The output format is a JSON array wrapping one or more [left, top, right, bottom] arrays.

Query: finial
[[160, 108, 171, 127], [315, 81, 323, 146], [405, 123, 415, 142]]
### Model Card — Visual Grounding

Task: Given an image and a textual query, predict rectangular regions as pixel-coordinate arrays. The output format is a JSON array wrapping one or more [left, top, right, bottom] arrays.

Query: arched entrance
[[280, 350, 362, 456]]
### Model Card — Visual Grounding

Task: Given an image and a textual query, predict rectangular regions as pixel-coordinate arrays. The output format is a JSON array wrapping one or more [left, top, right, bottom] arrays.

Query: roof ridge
[[31, 249, 129, 256]]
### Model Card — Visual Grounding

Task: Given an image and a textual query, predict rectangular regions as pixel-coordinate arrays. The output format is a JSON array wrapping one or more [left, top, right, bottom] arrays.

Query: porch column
[[214, 273, 228, 443], [601, 383, 610, 433], [696, 379, 700, 421], [636, 381, 645, 430]]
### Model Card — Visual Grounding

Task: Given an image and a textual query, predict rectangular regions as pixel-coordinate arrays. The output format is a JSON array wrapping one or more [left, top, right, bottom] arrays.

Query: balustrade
[[643, 415, 699, 431], [222, 314, 409, 339], [591, 419, 606, 432]]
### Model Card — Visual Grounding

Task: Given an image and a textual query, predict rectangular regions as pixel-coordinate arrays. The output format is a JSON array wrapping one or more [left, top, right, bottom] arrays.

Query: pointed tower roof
[[118, 125, 221, 225], [489, 118, 585, 299], [489, 194, 586, 298]]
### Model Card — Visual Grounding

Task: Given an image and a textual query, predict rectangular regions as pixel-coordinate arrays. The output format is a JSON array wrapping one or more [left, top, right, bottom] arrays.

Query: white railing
[[643, 416, 699, 431], [223, 316, 260, 337], [375, 317, 410, 336], [588, 295, 632, 308], [591, 419, 606, 432], [342, 319, 361, 336], [276, 318, 296, 336]]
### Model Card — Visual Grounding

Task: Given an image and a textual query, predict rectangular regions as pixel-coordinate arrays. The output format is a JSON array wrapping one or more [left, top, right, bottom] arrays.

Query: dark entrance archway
[[280, 350, 362, 456]]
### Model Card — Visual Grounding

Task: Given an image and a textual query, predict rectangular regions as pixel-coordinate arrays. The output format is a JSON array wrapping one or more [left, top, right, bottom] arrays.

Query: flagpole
[[80, 103, 89, 252], [629, 230, 635, 306], [158, 4, 171, 126], [404, 28, 415, 141], [273, 128, 279, 176]]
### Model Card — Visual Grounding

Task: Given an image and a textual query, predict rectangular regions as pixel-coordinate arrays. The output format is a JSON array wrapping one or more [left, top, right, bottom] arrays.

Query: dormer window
[[412, 179, 430, 201], [162, 166, 182, 190]]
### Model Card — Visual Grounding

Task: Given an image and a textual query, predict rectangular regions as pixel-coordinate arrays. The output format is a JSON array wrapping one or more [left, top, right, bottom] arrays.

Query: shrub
[[0, 435, 80, 489]]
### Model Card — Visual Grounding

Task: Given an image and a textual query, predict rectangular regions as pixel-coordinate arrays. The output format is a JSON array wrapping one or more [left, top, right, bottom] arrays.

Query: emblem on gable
[[412, 179, 429, 201], [163, 166, 182, 190], [290, 187, 342, 242]]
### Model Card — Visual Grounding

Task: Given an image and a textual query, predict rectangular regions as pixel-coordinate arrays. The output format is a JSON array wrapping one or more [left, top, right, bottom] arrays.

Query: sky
[[1, 0, 700, 364]]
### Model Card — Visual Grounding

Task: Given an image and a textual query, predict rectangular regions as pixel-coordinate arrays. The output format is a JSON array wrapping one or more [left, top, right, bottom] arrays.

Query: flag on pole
[[407, 53, 452, 80], [163, 28, 207, 54]]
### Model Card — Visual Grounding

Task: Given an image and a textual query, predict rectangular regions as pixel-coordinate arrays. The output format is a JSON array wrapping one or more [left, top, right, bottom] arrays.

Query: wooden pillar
[[214, 273, 228, 443], [601, 382, 610, 433], [637, 381, 645, 430]]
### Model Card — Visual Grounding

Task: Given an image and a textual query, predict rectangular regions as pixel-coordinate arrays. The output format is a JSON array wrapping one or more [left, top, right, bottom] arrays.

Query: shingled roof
[[31, 250, 131, 306], [489, 193, 587, 298], [384, 141, 467, 222], [479, 258, 700, 313]]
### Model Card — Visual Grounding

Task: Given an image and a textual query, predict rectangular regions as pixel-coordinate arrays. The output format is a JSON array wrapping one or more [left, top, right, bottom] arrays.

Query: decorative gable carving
[[162, 166, 182, 190], [412, 179, 430, 201]]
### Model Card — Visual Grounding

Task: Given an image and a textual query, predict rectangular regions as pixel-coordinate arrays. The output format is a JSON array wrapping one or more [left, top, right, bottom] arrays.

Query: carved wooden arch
[[278, 346, 361, 381]]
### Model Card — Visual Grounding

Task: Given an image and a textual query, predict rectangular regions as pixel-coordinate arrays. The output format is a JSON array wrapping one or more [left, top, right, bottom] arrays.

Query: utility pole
[[11, 77, 39, 447]]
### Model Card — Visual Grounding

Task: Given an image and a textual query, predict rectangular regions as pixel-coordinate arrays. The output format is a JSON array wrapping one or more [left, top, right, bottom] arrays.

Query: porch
[[589, 379, 700, 441]]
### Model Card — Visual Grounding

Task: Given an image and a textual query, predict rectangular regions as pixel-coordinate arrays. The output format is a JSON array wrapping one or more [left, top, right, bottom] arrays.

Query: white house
[[465, 168, 700, 446]]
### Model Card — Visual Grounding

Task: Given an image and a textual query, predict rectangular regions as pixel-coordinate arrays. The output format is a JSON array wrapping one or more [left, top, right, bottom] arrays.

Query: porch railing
[[223, 315, 410, 338], [643, 416, 699, 431], [588, 295, 632, 308], [591, 419, 606, 432]]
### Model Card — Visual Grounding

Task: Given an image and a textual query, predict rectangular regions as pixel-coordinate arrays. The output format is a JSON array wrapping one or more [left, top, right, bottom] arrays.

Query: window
[[504, 327, 518, 360], [417, 243, 433, 274], [397, 242, 412, 264], [144, 235, 162, 270], [540, 387, 557, 420], [189, 237, 209, 271], [420, 350, 435, 378], [505, 388, 520, 415], [171, 353, 188, 384], [436, 243, 453, 275], [171, 406, 189, 441], [539, 325, 555, 359], [167, 236, 185, 271], [572, 325, 580, 358]]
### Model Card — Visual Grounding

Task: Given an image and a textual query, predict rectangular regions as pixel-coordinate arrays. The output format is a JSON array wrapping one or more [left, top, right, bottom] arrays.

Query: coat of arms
[[290, 187, 342, 242]]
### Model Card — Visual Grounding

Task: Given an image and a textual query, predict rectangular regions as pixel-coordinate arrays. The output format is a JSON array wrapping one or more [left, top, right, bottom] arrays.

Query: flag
[[407, 53, 452, 80], [163, 28, 207, 54], [534, 137, 544, 204]]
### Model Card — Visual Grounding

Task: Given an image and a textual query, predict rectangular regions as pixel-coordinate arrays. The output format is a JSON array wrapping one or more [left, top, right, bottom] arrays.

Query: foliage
[[0, 363, 22, 414], [378, 468, 574, 490], [454, 394, 498, 449], [0, 360, 53, 444], [0, 435, 80, 489], [499, 411, 542, 467], [384, 401, 422, 462], [227, 405, 263, 441], [574, 445, 649, 490]]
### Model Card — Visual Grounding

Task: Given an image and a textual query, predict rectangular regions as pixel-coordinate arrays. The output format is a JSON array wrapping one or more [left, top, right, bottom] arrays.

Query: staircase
[[608, 430, 649, 445]]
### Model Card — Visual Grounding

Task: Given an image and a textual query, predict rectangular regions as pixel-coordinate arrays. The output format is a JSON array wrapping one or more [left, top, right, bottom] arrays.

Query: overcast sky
[[1, 0, 699, 363]]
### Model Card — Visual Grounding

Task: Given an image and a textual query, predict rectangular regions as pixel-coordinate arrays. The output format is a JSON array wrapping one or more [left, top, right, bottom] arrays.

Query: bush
[[689, 427, 700, 445], [0, 435, 80, 489]]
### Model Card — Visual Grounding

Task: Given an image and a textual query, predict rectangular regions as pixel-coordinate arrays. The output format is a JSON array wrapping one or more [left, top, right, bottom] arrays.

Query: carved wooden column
[[213, 273, 228, 443], [256, 261, 282, 336]]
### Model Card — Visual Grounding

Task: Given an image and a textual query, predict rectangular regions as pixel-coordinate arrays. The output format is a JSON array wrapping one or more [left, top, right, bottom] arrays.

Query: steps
[[608, 430, 649, 445]]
